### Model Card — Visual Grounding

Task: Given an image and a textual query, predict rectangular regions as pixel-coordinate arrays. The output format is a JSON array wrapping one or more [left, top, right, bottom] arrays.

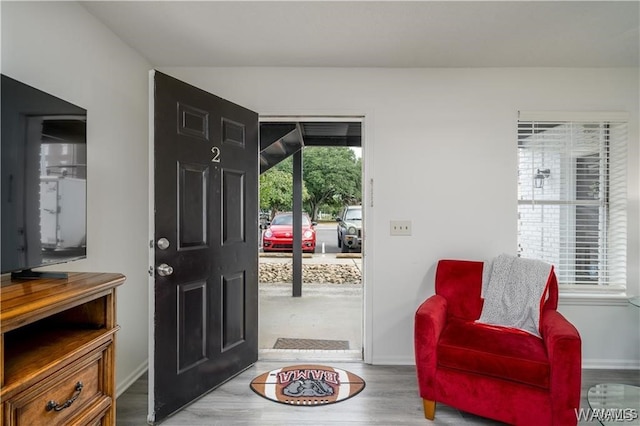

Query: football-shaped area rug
[[250, 364, 366, 406]]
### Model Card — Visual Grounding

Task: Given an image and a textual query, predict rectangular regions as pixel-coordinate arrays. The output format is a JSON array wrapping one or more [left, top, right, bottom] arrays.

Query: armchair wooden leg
[[422, 399, 436, 420]]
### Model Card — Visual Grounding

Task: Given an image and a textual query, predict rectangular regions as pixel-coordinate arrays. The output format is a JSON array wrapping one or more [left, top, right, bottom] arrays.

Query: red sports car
[[262, 212, 316, 253]]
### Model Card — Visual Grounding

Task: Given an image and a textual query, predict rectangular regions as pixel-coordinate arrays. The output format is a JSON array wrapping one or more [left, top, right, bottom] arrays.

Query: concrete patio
[[258, 253, 363, 361]]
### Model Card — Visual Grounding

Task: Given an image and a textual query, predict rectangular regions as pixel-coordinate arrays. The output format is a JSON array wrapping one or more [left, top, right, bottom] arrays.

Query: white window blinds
[[517, 112, 628, 287]]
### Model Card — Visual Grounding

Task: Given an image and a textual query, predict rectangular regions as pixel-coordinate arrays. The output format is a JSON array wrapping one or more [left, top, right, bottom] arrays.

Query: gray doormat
[[273, 338, 349, 350]]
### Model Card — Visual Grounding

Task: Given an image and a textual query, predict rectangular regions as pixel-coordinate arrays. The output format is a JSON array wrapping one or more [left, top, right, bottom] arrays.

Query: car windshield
[[345, 208, 362, 221], [271, 214, 310, 226]]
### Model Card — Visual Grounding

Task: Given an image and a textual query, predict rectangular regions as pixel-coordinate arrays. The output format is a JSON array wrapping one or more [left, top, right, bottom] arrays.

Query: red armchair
[[414, 259, 581, 425]]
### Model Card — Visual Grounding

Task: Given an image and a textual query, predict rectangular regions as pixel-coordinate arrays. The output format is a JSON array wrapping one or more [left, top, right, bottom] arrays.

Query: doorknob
[[157, 263, 174, 277]]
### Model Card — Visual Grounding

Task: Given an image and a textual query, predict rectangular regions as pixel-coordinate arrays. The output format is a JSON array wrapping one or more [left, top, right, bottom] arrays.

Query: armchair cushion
[[438, 319, 550, 389], [435, 259, 484, 321]]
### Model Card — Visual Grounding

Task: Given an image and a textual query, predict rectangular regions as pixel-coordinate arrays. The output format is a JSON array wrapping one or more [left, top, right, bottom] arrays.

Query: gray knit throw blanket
[[478, 254, 552, 337]]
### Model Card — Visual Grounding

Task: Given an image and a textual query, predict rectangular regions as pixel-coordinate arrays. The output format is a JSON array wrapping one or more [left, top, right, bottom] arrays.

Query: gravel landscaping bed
[[259, 263, 361, 284]]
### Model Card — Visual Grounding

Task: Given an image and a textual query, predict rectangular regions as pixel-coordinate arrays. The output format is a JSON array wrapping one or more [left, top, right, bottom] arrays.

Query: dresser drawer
[[3, 350, 108, 426]]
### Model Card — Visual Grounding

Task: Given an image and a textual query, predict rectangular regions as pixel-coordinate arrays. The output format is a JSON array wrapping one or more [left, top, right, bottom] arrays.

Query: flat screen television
[[1, 74, 87, 279]]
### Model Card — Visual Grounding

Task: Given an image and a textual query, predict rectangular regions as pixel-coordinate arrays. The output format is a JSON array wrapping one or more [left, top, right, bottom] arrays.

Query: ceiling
[[82, 1, 639, 68]]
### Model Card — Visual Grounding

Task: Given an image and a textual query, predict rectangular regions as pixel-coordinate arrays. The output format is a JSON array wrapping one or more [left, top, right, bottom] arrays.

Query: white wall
[[2, 2, 151, 390], [2, 4, 637, 401], [162, 67, 640, 367]]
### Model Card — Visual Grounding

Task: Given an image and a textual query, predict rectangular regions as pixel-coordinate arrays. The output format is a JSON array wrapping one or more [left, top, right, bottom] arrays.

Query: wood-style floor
[[116, 362, 639, 425]]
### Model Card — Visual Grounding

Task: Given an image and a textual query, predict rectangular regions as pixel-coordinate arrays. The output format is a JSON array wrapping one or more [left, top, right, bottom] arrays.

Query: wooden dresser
[[0, 272, 125, 425]]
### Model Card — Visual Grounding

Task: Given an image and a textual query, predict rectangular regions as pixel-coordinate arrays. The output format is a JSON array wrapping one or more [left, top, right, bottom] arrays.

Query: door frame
[[259, 114, 372, 364]]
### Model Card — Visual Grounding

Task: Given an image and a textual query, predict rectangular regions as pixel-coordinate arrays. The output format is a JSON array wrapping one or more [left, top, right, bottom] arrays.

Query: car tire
[[341, 243, 349, 253], [337, 236, 341, 248]]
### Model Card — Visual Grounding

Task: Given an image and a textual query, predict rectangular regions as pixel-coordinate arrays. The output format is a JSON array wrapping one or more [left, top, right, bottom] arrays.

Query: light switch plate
[[390, 220, 412, 236]]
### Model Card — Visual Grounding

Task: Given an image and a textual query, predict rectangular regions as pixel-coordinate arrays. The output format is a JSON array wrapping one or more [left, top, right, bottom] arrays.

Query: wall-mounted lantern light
[[534, 168, 551, 189]]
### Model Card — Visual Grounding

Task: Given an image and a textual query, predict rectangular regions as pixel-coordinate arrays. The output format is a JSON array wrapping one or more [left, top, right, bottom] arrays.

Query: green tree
[[303, 147, 361, 221], [259, 147, 361, 220], [259, 168, 291, 215]]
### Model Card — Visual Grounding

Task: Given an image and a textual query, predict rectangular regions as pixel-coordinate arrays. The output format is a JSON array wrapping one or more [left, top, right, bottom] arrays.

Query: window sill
[[559, 289, 632, 306]]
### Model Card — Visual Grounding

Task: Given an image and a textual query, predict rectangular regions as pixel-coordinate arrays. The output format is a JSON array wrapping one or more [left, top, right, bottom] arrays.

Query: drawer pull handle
[[45, 381, 84, 412]]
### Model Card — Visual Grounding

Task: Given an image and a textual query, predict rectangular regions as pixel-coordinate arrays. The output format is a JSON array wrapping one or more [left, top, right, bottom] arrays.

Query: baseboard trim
[[582, 359, 640, 370], [368, 355, 414, 365], [116, 359, 149, 398]]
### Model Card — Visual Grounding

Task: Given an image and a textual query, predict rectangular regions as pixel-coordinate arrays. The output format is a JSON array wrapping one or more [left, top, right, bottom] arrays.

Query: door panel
[[222, 169, 245, 244], [151, 71, 258, 424], [222, 272, 246, 350], [177, 280, 207, 373], [178, 162, 209, 248]]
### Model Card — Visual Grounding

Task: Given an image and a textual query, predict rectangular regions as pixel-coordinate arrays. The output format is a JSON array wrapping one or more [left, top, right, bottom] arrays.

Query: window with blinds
[[517, 112, 628, 288]]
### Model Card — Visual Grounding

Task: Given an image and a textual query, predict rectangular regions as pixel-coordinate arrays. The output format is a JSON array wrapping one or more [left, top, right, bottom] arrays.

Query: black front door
[[150, 71, 258, 423]]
